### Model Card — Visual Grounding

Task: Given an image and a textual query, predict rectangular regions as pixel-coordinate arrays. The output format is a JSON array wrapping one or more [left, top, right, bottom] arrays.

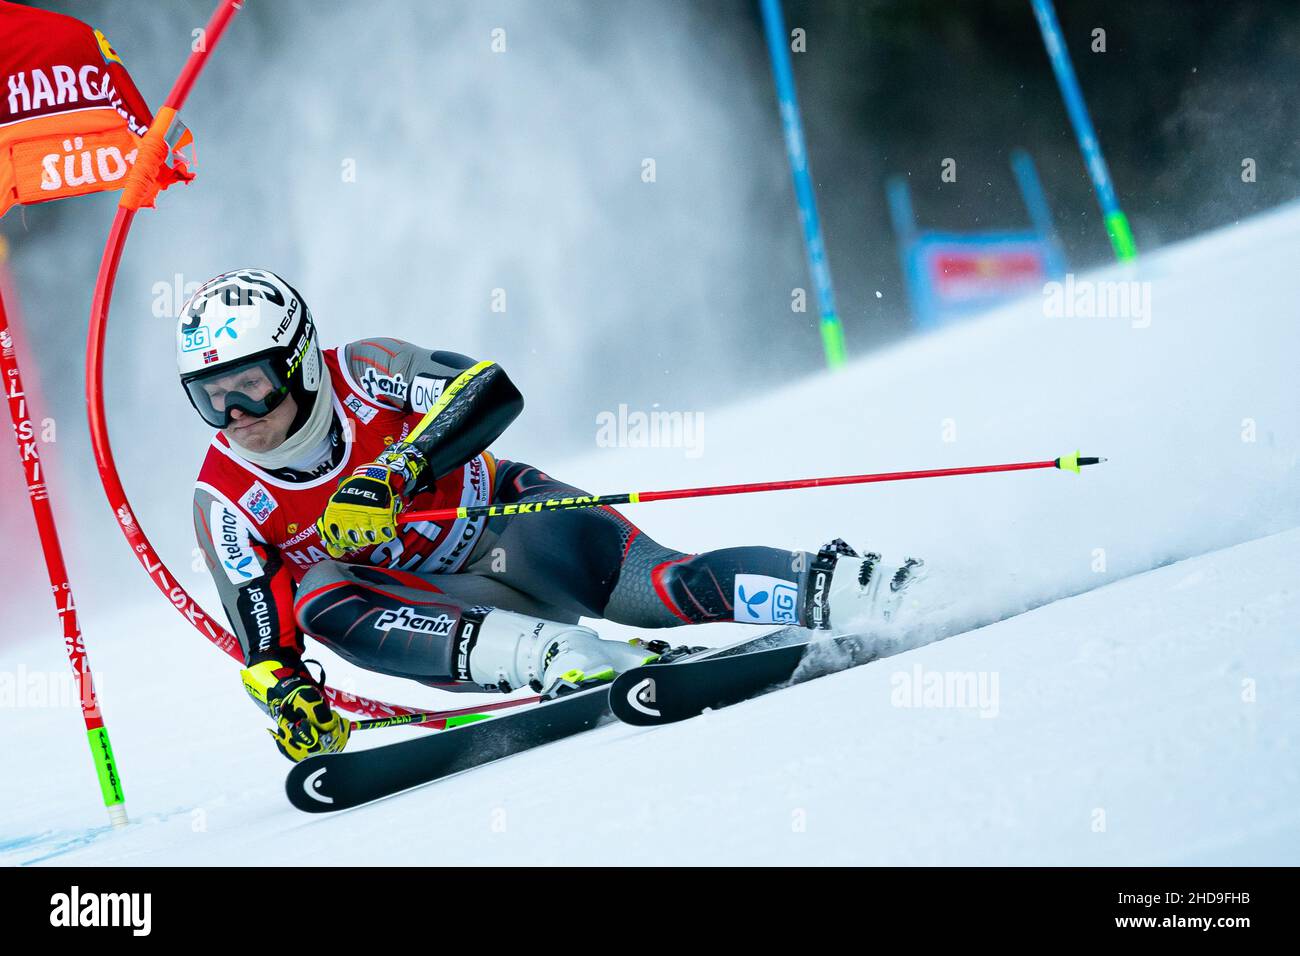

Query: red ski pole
[[401, 452, 1106, 525]]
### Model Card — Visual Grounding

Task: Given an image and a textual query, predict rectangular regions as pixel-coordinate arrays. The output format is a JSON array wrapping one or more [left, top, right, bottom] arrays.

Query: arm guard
[[343, 339, 523, 493]]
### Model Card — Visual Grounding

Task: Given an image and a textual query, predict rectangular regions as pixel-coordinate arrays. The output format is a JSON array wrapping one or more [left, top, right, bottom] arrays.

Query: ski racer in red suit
[[181, 270, 924, 761]]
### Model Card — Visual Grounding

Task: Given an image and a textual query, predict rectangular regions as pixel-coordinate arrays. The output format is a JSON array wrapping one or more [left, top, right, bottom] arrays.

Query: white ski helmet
[[176, 269, 323, 433]]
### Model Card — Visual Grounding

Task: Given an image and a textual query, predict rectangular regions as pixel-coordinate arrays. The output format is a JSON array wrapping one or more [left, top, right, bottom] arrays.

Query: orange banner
[[0, 1, 193, 218]]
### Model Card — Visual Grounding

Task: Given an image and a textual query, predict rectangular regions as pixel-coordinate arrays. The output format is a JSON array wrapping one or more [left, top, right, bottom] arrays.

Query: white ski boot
[[465, 608, 655, 698], [823, 540, 927, 630]]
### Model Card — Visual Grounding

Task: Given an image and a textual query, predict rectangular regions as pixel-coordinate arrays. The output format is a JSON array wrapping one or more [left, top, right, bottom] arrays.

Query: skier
[[181, 269, 924, 761]]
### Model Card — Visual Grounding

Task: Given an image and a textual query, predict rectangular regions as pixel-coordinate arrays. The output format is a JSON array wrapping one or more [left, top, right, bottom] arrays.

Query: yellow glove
[[241, 660, 352, 763], [316, 464, 403, 558]]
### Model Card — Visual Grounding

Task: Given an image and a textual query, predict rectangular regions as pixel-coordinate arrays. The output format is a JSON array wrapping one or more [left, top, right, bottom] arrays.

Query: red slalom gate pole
[[401, 452, 1107, 525], [83, 0, 479, 728], [0, 247, 127, 828]]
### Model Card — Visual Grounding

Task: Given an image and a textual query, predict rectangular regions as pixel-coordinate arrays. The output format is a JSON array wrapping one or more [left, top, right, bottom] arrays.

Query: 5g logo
[[181, 325, 211, 352]]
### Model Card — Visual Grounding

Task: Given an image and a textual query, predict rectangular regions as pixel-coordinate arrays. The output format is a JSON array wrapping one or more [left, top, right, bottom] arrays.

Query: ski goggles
[[182, 356, 292, 429]]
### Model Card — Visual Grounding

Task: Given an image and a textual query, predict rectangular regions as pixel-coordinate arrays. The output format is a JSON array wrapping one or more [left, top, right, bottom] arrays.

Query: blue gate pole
[[759, 0, 846, 368], [1030, 0, 1137, 261]]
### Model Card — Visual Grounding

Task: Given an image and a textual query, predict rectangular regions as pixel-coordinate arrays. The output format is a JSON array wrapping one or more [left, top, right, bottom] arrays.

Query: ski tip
[[1055, 450, 1106, 474]]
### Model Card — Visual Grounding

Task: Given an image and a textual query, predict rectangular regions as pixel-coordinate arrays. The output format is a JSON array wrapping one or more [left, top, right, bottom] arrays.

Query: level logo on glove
[[316, 464, 403, 557]]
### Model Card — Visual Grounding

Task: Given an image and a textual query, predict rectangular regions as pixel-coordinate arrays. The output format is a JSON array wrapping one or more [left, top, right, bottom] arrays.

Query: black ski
[[693, 624, 807, 660], [283, 625, 808, 812], [285, 684, 613, 813], [610, 633, 878, 727]]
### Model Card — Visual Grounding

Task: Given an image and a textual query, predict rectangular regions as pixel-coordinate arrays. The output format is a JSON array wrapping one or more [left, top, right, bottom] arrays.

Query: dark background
[[755, 0, 1299, 338]]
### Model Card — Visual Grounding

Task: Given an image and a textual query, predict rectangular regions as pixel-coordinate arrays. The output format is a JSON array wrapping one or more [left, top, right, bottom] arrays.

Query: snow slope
[[2, 203, 1298, 865], [4, 525, 1296, 866]]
